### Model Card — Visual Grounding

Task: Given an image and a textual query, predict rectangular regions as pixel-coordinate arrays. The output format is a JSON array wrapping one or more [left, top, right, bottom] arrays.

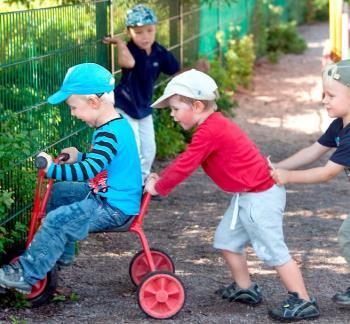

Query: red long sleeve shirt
[[155, 112, 274, 196]]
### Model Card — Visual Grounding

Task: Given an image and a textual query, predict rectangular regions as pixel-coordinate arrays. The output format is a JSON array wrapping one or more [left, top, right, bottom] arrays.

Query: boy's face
[[168, 96, 198, 130], [66, 95, 99, 128], [127, 25, 156, 53], [322, 78, 350, 120]]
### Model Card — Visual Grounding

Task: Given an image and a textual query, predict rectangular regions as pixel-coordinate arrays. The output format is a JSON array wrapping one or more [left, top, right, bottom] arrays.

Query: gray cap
[[326, 59, 350, 87]]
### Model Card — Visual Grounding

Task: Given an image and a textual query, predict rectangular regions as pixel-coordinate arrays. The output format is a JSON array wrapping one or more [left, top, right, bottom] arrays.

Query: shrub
[[0, 110, 38, 259], [267, 21, 307, 54], [225, 34, 256, 89]]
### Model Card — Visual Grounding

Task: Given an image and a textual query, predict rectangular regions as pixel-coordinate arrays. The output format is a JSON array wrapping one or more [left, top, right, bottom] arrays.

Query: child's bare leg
[[221, 250, 252, 289], [275, 258, 309, 300]]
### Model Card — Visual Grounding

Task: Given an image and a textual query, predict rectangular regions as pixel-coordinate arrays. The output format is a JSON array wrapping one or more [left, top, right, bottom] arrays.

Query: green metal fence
[[0, 1, 111, 260], [0, 0, 297, 260]]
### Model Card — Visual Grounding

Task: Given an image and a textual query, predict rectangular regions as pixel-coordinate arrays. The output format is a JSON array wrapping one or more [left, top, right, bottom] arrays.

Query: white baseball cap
[[151, 69, 219, 108]]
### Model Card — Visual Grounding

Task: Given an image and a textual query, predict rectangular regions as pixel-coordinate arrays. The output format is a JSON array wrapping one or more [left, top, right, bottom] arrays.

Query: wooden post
[[342, 2, 349, 59], [329, 0, 343, 62]]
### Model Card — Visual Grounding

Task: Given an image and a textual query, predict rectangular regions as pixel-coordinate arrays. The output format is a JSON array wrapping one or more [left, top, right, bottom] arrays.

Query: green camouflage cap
[[327, 59, 350, 87]]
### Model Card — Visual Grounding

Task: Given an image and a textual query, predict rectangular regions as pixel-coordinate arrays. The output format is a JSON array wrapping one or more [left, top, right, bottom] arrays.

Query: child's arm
[[46, 130, 118, 181], [272, 160, 344, 185], [103, 36, 135, 68], [274, 142, 331, 170]]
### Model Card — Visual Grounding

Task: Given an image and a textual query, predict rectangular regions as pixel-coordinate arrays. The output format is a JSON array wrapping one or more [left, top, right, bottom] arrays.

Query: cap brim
[[47, 90, 70, 105], [151, 92, 175, 108]]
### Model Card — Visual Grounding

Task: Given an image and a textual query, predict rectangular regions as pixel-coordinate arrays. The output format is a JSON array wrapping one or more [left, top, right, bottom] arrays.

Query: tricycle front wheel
[[10, 255, 57, 307]]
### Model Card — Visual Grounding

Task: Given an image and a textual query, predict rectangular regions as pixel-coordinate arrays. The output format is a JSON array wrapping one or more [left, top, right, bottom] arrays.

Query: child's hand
[[270, 169, 289, 185], [103, 35, 124, 45], [145, 173, 160, 196], [147, 172, 160, 181], [61, 147, 79, 164], [267, 155, 275, 170], [195, 58, 210, 73], [37, 152, 53, 173]]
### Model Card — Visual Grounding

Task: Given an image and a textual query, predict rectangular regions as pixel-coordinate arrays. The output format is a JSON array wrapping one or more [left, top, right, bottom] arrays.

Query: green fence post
[[169, 0, 181, 65], [96, 1, 109, 68]]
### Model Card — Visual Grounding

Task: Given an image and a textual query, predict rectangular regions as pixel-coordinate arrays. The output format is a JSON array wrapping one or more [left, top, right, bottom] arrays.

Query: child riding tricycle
[[0, 63, 185, 319]]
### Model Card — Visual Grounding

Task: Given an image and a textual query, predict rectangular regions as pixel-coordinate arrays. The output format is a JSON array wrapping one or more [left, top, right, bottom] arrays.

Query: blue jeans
[[19, 182, 132, 285]]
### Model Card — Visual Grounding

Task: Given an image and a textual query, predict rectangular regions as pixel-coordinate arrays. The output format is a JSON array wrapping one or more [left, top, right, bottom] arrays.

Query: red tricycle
[[1, 154, 186, 319]]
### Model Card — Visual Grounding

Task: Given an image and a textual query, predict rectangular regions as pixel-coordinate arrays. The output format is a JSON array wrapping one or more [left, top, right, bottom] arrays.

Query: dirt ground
[[1, 22, 350, 323]]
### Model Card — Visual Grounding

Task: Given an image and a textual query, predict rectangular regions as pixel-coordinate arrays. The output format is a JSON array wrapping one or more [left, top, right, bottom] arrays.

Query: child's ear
[[87, 95, 101, 109], [193, 100, 205, 113]]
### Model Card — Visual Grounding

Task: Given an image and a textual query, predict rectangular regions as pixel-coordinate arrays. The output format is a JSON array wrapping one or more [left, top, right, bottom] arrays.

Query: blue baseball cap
[[48, 63, 115, 105], [125, 4, 157, 27]]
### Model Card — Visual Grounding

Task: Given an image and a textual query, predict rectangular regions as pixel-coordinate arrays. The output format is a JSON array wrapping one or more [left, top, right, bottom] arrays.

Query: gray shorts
[[338, 213, 350, 266], [213, 185, 291, 267]]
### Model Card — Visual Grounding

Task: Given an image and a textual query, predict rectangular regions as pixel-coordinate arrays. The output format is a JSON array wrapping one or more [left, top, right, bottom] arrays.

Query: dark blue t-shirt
[[114, 40, 180, 119], [318, 118, 350, 180]]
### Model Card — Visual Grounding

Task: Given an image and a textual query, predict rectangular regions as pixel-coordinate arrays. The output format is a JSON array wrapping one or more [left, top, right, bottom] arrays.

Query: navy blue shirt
[[318, 118, 350, 180], [114, 41, 180, 119]]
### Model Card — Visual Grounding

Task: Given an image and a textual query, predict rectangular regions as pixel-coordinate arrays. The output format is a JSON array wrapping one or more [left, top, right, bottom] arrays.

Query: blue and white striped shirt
[[47, 116, 142, 215]]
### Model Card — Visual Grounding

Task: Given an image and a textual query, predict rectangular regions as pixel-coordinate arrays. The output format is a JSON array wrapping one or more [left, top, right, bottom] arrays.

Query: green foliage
[[207, 32, 255, 117], [51, 291, 79, 302], [286, 0, 329, 24], [267, 21, 307, 59], [207, 59, 235, 117], [0, 226, 10, 253], [2, 0, 236, 12], [0, 111, 38, 222], [69, 292, 79, 302], [249, 0, 268, 58], [0, 191, 14, 219], [225, 34, 256, 89], [0, 222, 27, 260], [307, 0, 329, 22], [153, 103, 186, 159], [0, 290, 30, 309], [208, 59, 235, 92], [52, 294, 66, 302], [267, 50, 282, 64], [9, 315, 27, 324], [0, 110, 39, 257], [250, 0, 307, 63]]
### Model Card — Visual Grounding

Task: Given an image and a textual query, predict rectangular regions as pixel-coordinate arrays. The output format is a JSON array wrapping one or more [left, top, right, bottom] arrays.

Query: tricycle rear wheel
[[129, 248, 175, 286]]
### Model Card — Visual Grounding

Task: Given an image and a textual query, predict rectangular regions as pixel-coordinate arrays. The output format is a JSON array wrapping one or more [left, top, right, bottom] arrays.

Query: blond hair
[[175, 93, 218, 111], [81, 91, 115, 105]]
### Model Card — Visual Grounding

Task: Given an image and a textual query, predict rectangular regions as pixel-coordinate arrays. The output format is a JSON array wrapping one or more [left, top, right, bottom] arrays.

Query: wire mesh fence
[[0, 0, 295, 260]]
